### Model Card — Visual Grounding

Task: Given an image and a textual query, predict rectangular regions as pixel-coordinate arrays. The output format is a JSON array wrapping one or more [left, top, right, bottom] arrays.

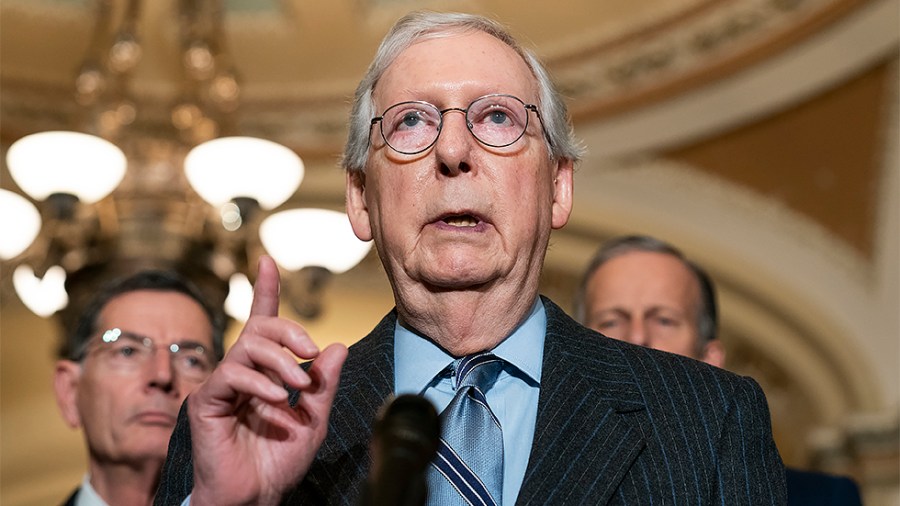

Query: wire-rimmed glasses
[[78, 328, 214, 383], [370, 93, 547, 155]]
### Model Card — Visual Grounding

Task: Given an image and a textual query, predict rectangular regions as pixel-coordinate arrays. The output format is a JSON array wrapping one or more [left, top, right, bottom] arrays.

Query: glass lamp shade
[[224, 272, 253, 322], [0, 189, 42, 260], [259, 208, 372, 273], [13, 265, 69, 317], [6, 131, 126, 203], [184, 136, 304, 210]]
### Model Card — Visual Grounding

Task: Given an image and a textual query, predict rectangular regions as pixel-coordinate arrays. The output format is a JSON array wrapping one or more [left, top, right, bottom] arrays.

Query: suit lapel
[[294, 310, 396, 504], [516, 299, 647, 506]]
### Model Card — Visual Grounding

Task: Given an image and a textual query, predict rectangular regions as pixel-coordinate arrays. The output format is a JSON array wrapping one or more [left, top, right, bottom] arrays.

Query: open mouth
[[442, 214, 480, 228]]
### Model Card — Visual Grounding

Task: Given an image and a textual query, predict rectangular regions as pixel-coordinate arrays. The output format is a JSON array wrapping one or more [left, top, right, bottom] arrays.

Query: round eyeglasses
[[79, 328, 215, 383], [370, 94, 547, 155]]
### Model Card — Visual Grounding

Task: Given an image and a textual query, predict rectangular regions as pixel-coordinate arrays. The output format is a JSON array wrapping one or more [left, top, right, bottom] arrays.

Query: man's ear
[[53, 360, 82, 429], [550, 158, 574, 229], [345, 169, 373, 241], [701, 340, 726, 369]]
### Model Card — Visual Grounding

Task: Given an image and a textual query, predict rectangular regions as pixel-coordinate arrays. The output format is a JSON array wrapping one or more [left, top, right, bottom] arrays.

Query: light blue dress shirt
[[182, 300, 546, 506], [74, 474, 110, 506], [395, 298, 546, 506]]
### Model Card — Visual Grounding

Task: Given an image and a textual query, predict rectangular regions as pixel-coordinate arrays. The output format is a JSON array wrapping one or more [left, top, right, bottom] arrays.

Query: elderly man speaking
[[156, 11, 786, 506]]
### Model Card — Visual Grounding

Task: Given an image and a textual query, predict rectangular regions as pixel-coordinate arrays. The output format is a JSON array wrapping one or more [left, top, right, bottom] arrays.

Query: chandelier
[[0, 0, 371, 327]]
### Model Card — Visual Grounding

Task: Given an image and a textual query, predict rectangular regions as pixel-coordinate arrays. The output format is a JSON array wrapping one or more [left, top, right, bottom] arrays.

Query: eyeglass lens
[[91, 328, 214, 382], [378, 94, 533, 154]]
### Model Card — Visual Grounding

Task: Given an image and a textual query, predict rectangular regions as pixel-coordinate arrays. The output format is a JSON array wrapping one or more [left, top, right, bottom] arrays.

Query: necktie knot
[[452, 353, 504, 392]]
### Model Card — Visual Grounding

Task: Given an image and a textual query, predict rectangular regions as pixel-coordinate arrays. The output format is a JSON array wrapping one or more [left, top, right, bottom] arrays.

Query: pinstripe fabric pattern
[[515, 298, 786, 505], [154, 299, 786, 505]]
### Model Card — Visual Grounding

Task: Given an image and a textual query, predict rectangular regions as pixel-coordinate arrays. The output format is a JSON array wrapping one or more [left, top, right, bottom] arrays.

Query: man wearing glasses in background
[[53, 271, 225, 506]]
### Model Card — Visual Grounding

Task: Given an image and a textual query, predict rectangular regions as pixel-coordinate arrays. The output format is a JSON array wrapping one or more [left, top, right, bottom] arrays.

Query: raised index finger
[[250, 255, 281, 318]]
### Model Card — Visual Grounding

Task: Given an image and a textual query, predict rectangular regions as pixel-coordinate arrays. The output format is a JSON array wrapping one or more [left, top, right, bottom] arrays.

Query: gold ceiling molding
[[575, 0, 898, 159], [553, 0, 872, 119]]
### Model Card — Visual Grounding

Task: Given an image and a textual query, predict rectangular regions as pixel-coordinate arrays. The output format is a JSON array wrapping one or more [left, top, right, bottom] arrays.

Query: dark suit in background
[[786, 468, 863, 506], [157, 299, 786, 505]]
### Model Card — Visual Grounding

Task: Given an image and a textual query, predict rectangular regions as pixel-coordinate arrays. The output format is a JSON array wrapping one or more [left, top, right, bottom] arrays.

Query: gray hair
[[341, 11, 585, 172], [574, 235, 719, 348]]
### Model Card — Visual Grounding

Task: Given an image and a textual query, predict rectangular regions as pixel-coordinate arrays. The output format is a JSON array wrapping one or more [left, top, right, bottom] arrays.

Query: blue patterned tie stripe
[[427, 353, 505, 506], [433, 441, 498, 506]]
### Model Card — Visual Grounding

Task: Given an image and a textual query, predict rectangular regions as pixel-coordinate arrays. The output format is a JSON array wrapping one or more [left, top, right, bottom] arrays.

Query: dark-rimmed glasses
[[370, 94, 548, 155], [77, 328, 214, 383]]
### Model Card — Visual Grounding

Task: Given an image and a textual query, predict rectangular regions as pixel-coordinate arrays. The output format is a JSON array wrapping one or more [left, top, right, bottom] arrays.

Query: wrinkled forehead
[[374, 31, 539, 108]]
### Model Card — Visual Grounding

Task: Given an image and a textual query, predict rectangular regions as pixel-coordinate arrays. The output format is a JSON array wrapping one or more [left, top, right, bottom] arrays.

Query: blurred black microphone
[[360, 394, 440, 506]]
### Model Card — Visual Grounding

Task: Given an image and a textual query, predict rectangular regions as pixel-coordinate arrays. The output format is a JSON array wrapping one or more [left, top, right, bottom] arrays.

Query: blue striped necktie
[[427, 353, 505, 506]]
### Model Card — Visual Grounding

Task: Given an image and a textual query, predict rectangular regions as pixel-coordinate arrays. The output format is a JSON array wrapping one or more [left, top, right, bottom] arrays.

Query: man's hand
[[188, 256, 348, 506]]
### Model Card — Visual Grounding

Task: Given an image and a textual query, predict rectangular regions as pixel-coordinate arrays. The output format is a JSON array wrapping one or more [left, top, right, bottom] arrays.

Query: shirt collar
[[75, 474, 109, 506], [394, 298, 545, 394]]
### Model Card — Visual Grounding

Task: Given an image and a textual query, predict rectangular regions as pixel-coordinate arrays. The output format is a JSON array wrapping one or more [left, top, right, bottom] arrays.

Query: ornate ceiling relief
[[550, 0, 867, 116]]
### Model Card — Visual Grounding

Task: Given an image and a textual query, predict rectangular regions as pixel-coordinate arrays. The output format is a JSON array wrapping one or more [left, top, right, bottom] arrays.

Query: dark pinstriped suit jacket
[[155, 297, 787, 505]]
